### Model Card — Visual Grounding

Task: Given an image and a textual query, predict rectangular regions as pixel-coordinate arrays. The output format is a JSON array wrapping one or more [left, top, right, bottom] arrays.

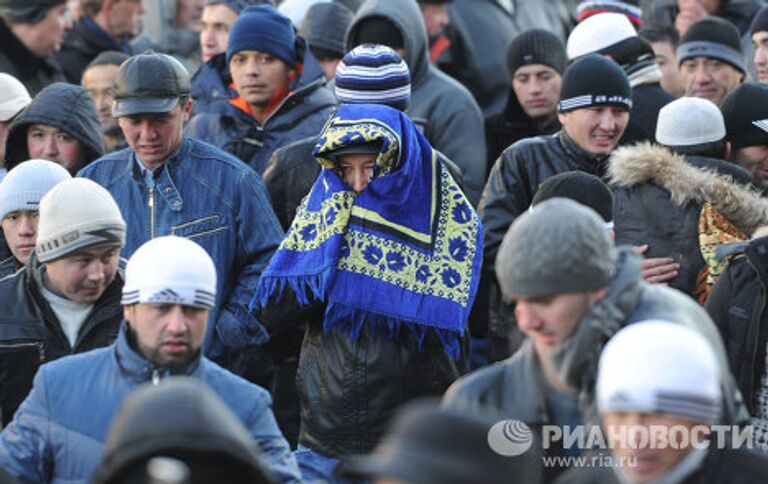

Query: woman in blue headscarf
[[253, 103, 482, 482]]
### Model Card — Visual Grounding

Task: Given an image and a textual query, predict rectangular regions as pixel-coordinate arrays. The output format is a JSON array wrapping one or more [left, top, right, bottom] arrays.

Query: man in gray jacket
[[346, 0, 486, 206], [443, 198, 747, 481]]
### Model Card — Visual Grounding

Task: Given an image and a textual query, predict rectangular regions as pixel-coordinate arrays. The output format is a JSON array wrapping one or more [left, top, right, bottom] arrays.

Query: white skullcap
[[597, 320, 722, 422], [656, 97, 726, 146], [0, 73, 30, 122], [567, 12, 637, 60], [122, 236, 217, 309]]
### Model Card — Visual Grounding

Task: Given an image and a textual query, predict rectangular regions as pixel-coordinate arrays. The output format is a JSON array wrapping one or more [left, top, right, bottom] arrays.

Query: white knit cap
[[597, 320, 722, 422], [567, 12, 637, 60], [655, 97, 726, 146], [0, 159, 70, 220], [0, 73, 30, 122], [36, 178, 126, 262], [122, 236, 217, 309]]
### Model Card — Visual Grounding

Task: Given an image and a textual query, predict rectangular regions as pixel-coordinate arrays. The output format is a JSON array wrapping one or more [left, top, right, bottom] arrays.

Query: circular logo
[[487, 419, 533, 457]]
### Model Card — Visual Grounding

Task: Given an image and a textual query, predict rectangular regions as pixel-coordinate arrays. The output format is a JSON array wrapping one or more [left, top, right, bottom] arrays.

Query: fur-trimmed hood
[[609, 142, 768, 237]]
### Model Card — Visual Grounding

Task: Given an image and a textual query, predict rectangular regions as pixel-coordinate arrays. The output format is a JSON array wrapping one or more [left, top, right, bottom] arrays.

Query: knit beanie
[[531, 172, 613, 222], [597, 320, 722, 422], [0, 73, 30, 122], [335, 44, 411, 111], [36, 178, 126, 263], [567, 12, 637, 60], [0, 0, 66, 24], [304, 2, 353, 59], [0, 159, 70, 220], [506, 29, 567, 77], [577, 0, 642, 27], [751, 6, 768, 36], [677, 17, 745, 74], [347, 16, 405, 51], [558, 54, 632, 112], [122, 236, 216, 309], [495, 198, 617, 299], [656, 97, 725, 147], [721, 83, 768, 150], [205, 0, 273, 14], [226, 4, 298, 68]]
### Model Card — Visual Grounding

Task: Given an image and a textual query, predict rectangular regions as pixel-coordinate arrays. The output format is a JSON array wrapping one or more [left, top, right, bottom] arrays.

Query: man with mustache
[[0, 236, 301, 484], [0, 177, 125, 428]]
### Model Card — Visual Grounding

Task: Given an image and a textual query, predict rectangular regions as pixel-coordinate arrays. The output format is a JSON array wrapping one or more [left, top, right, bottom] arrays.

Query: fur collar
[[608, 142, 768, 236]]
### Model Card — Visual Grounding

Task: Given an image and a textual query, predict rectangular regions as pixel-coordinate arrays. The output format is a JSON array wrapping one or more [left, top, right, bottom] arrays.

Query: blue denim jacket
[[77, 138, 285, 361], [0, 325, 302, 484]]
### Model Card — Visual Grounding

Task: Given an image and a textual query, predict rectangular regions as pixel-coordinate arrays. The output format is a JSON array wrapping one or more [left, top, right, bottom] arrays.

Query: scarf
[[252, 104, 482, 359]]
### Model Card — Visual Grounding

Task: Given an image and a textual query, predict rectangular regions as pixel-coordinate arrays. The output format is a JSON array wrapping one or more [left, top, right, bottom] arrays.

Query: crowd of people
[[2, 0, 768, 482]]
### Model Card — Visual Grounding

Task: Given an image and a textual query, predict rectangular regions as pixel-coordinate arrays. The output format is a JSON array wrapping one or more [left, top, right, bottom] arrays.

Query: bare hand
[[633, 245, 680, 284]]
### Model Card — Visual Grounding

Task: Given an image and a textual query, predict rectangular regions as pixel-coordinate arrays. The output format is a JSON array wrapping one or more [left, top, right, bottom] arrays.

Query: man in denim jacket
[[78, 52, 284, 378]]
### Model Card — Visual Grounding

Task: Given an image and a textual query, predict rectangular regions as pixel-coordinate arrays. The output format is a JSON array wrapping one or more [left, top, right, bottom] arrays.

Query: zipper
[[149, 186, 156, 240], [748, 257, 766, 401], [0, 341, 45, 363], [151, 368, 161, 385]]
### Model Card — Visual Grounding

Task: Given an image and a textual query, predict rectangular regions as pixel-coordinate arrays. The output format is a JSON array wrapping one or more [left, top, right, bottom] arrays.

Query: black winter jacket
[[0, 255, 123, 426], [0, 20, 65, 97], [52, 17, 128, 84], [610, 143, 757, 297], [706, 236, 768, 415]]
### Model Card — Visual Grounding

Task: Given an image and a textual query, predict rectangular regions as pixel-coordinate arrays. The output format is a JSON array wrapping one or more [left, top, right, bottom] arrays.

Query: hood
[[346, 0, 429, 87], [303, 1, 353, 57], [5, 83, 105, 171], [608, 142, 768, 237], [93, 377, 274, 484]]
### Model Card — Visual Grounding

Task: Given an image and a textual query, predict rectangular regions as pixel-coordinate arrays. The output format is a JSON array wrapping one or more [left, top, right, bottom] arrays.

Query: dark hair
[[639, 24, 680, 48], [309, 45, 343, 62], [85, 51, 130, 70], [668, 140, 728, 159]]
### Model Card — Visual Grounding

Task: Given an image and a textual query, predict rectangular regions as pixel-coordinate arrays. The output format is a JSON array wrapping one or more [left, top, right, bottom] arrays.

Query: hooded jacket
[[5, 83, 105, 171], [0, 19, 65, 97], [0, 326, 301, 484], [0, 253, 123, 427], [346, 0, 487, 206], [610, 143, 766, 296]]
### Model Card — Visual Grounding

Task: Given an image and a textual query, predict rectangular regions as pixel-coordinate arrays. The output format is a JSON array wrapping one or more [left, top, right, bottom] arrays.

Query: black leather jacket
[[0, 255, 123, 426]]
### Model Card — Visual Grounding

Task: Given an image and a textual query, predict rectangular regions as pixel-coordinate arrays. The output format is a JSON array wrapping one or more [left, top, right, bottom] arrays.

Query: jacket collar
[[113, 323, 202, 383], [131, 139, 188, 212], [556, 130, 608, 175], [504, 340, 553, 425], [0, 19, 52, 76]]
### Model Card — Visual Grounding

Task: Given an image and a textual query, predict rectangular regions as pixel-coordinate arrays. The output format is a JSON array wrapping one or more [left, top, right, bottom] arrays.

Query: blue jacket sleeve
[[244, 391, 302, 484], [0, 367, 54, 483]]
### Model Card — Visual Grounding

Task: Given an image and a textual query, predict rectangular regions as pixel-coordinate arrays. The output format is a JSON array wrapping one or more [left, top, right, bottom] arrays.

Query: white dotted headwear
[[122, 236, 217, 309], [597, 320, 722, 422], [566, 12, 637, 60], [36, 178, 126, 263], [656, 97, 726, 146], [0, 159, 70, 220]]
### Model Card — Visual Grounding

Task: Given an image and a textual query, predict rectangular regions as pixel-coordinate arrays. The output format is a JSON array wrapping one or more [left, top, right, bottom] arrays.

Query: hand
[[633, 245, 680, 284]]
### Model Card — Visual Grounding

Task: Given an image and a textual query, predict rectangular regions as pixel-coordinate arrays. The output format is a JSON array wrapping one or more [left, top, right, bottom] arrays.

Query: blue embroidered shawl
[[252, 104, 482, 359]]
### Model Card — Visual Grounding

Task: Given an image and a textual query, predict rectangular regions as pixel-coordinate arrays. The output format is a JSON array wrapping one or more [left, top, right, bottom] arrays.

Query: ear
[[123, 305, 132, 322], [182, 98, 194, 122]]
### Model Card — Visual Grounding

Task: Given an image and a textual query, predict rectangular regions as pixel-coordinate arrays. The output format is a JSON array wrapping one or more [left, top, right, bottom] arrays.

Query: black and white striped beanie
[[334, 44, 411, 111], [558, 54, 632, 113], [122, 236, 217, 310]]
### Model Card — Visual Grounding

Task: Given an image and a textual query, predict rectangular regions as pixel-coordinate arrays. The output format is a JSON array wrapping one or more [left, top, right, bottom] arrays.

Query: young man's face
[[753, 31, 768, 83], [118, 100, 193, 170], [124, 303, 209, 368], [650, 41, 685, 97], [2, 210, 38, 264], [679, 56, 743, 106], [229, 50, 295, 114], [27, 124, 86, 174], [512, 64, 562, 119], [732, 145, 768, 187], [200, 4, 238, 63], [82, 64, 121, 134], [337, 153, 377, 194], [514, 291, 602, 358], [604, 411, 704, 482], [559, 106, 629, 157], [45, 243, 121, 303]]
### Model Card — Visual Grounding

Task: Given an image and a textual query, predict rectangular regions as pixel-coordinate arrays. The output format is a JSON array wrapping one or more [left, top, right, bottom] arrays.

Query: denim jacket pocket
[[170, 214, 229, 240]]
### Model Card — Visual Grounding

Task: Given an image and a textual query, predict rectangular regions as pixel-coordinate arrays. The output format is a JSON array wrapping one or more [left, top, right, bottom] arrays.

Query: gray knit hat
[[495, 198, 617, 298], [0, 159, 70, 220], [36, 178, 126, 262]]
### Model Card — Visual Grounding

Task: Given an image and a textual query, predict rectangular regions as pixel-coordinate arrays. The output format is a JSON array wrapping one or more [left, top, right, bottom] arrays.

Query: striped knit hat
[[334, 44, 411, 111], [122, 236, 217, 309], [597, 320, 722, 423], [558, 54, 631, 113]]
